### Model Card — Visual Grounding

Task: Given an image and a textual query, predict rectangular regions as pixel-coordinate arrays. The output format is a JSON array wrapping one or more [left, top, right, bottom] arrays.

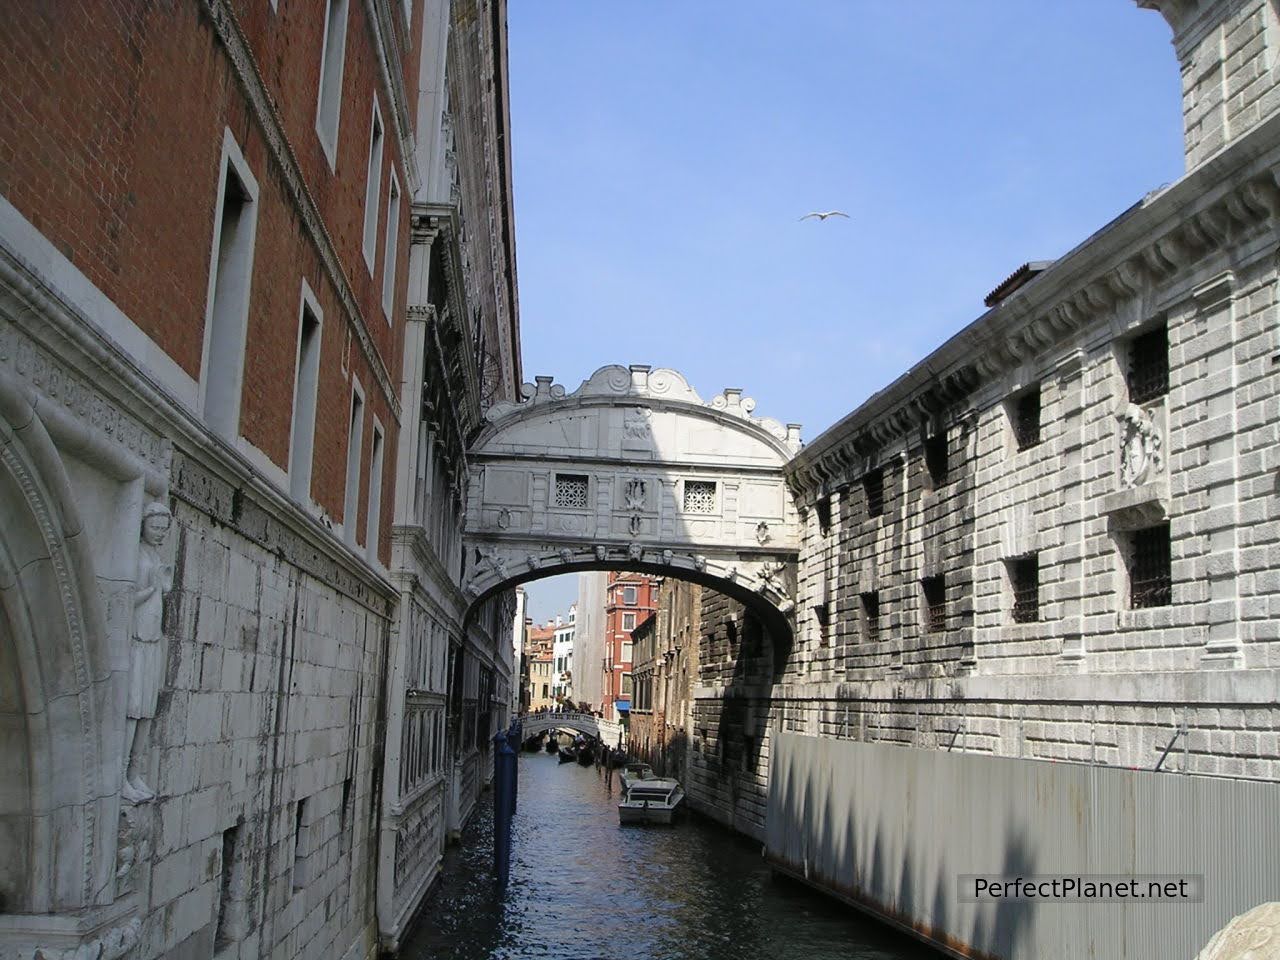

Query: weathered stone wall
[[138, 463, 392, 960]]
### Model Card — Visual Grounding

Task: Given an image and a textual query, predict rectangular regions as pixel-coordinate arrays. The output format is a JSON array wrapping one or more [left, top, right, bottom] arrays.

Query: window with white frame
[[623, 585, 637, 605], [381, 172, 400, 318], [288, 283, 322, 502], [361, 100, 384, 271], [201, 131, 259, 441], [622, 612, 636, 631], [683, 480, 716, 514], [315, 0, 349, 166], [342, 382, 365, 547], [621, 641, 633, 661]]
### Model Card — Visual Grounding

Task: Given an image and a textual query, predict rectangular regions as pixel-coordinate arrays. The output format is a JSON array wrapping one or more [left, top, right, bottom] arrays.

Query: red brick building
[[0, 3, 519, 958], [601, 572, 659, 722]]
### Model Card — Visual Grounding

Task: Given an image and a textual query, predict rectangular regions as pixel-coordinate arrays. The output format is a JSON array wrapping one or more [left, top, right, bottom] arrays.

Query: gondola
[[545, 736, 559, 754], [576, 741, 595, 766], [557, 745, 577, 764]]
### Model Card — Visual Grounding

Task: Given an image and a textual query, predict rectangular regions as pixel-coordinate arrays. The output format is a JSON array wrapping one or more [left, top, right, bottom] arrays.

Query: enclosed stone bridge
[[519, 711, 623, 744], [462, 365, 802, 642]]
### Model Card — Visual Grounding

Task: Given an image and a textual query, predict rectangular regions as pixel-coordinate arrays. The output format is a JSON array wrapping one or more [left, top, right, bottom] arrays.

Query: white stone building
[[552, 605, 576, 702]]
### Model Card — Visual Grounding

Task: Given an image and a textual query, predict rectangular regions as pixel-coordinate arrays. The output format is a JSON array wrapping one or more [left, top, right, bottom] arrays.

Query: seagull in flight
[[799, 210, 850, 222]]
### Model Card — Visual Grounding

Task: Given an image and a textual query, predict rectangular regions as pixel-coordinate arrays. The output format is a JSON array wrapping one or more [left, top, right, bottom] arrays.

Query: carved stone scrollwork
[[32, 918, 142, 960], [496, 508, 511, 529], [755, 521, 771, 545], [1117, 403, 1163, 488], [623, 479, 646, 511], [628, 514, 642, 536]]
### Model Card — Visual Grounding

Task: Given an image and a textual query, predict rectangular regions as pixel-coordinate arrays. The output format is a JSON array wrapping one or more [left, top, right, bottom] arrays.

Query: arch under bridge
[[461, 364, 803, 645]]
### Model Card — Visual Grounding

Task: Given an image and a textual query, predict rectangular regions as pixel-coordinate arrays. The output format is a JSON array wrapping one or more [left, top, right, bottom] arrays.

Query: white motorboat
[[618, 777, 684, 825], [618, 762, 655, 794]]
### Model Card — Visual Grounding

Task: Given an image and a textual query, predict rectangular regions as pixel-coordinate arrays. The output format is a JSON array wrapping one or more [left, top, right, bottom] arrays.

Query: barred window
[[1009, 554, 1039, 623], [554, 473, 589, 508], [925, 433, 948, 488], [683, 480, 717, 514], [863, 468, 884, 518], [1127, 324, 1169, 404], [1012, 388, 1041, 451], [1129, 524, 1171, 609], [922, 574, 946, 633], [860, 591, 880, 642]]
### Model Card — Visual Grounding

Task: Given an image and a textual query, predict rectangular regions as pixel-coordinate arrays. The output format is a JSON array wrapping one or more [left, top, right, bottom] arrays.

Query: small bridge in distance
[[520, 711, 623, 746]]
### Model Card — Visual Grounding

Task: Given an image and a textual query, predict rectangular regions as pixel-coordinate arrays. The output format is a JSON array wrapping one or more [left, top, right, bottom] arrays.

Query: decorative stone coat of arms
[[1117, 403, 1162, 488]]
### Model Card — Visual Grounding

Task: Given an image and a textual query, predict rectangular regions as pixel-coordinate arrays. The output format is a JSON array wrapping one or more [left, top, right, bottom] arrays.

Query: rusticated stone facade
[[689, 0, 1280, 862]]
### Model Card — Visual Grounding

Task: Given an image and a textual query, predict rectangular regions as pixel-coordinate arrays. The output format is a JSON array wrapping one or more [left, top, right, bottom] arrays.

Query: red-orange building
[[601, 572, 659, 722]]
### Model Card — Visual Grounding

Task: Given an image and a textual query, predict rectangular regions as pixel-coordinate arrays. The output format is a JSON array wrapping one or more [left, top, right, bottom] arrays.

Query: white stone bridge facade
[[518, 711, 622, 745], [461, 365, 803, 642]]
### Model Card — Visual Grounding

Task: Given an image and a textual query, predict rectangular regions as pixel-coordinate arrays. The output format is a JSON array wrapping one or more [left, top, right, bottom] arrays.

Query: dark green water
[[401, 750, 933, 960]]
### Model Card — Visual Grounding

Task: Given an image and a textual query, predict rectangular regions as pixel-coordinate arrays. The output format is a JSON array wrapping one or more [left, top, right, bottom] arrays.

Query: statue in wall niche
[[122, 501, 173, 804], [1117, 403, 1163, 488]]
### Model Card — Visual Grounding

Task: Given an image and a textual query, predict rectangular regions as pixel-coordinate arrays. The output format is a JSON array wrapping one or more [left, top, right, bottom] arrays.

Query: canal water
[[401, 749, 933, 960]]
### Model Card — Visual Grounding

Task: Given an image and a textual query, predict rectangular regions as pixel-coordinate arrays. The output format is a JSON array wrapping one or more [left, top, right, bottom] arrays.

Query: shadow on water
[[401, 752, 934, 960]]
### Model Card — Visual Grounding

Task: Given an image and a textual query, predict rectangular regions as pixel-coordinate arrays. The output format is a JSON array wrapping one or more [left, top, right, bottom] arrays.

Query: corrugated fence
[[765, 732, 1279, 960]]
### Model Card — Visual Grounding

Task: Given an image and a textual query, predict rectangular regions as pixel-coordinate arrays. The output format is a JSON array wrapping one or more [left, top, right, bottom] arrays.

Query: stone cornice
[[789, 108, 1280, 502], [200, 0, 402, 420]]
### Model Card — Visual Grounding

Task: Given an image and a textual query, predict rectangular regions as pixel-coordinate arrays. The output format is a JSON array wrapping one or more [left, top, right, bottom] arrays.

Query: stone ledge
[[1101, 480, 1170, 529]]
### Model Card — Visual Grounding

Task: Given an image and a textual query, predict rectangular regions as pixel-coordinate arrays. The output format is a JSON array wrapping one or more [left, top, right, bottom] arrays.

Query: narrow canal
[[401, 748, 934, 960]]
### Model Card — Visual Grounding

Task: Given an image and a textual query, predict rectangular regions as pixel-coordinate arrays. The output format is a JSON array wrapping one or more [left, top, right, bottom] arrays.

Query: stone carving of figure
[[623, 407, 652, 442], [1117, 403, 1162, 488], [123, 501, 173, 803]]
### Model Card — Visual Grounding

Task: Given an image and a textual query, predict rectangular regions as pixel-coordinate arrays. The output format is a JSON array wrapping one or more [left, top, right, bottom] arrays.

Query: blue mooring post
[[509, 719, 521, 811], [493, 731, 514, 885]]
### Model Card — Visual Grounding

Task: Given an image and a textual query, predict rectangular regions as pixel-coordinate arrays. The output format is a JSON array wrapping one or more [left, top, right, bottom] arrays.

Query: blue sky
[[507, 2, 1185, 624]]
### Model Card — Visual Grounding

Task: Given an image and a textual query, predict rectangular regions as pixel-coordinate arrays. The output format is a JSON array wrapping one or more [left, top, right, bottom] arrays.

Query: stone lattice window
[[863, 468, 884, 518], [1012, 388, 1041, 451], [1129, 524, 1171, 608], [1009, 554, 1039, 623], [922, 575, 946, 633], [554, 474, 589, 508], [683, 480, 717, 513], [1128, 324, 1169, 404], [925, 433, 948, 488], [860, 591, 880, 642]]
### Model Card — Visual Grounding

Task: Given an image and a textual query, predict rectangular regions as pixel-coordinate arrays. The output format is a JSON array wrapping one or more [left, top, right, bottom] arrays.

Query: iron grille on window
[[1127, 325, 1169, 404], [554, 474, 589, 508], [925, 433, 948, 488], [922, 575, 946, 633], [683, 480, 717, 514], [1013, 389, 1041, 451], [1010, 555, 1039, 623], [860, 591, 880, 642], [1130, 524, 1172, 608], [863, 468, 884, 518]]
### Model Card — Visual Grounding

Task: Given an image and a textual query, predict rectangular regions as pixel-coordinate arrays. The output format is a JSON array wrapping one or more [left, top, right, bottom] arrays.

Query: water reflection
[[402, 751, 932, 960]]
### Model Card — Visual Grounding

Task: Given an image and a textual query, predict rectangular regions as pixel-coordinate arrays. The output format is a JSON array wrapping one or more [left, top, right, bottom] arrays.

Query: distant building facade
[[630, 579, 702, 779], [573, 571, 608, 710], [552, 604, 576, 702], [601, 572, 659, 722], [523, 622, 556, 711]]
